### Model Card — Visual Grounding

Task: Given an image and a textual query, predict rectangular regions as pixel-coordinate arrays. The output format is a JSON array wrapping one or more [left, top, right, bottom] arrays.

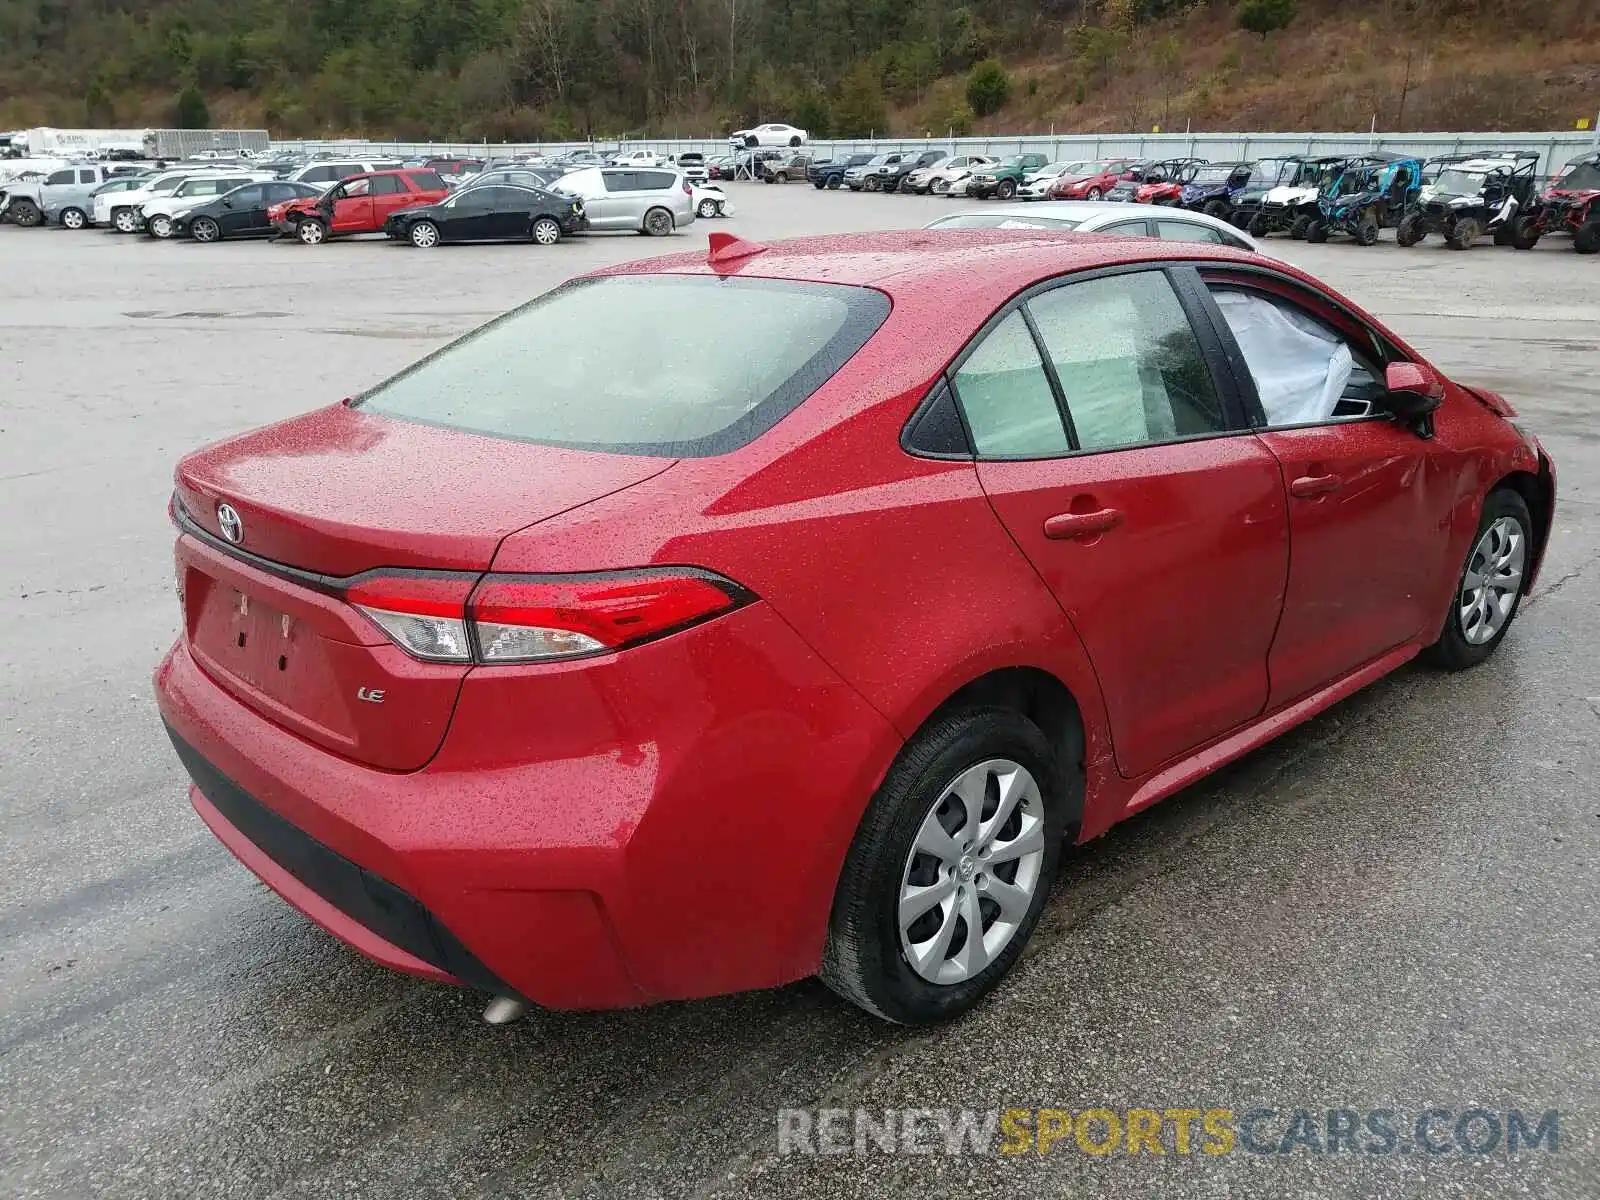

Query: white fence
[[273, 129, 1600, 180]]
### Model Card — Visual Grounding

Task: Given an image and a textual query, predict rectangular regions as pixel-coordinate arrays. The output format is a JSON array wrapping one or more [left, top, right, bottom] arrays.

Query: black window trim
[[1189, 263, 1401, 433], [902, 260, 1259, 463]]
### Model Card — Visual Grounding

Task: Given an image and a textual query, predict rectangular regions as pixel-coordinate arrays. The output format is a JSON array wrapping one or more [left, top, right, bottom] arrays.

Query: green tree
[[85, 77, 114, 125], [174, 84, 209, 128], [832, 62, 887, 137], [792, 87, 832, 139], [965, 56, 1010, 117], [1236, 0, 1298, 38], [224, 37, 254, 90]]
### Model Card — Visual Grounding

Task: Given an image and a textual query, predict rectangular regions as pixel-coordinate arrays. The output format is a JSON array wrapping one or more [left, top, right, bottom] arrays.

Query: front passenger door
[[218, 184, 264, 235], [329, 179, 374, 230], [959, 268, 1290, 780]]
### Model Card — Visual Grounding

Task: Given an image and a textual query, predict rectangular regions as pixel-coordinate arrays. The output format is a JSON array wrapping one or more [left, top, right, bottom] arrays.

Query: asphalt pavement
[[2, 185, 1596, 1199]]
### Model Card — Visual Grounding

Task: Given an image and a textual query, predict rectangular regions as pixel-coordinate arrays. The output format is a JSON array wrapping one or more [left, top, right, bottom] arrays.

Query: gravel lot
[[2, 183, 1597, 1199]]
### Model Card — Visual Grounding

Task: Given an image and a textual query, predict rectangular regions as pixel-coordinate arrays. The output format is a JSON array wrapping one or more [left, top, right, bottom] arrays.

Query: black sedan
[[172, 181, 325, 242], [383, 184, 586, 248]]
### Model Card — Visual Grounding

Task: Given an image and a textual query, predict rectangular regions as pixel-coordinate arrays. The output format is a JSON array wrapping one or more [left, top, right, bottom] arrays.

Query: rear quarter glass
[[352, 275, 891, 457]]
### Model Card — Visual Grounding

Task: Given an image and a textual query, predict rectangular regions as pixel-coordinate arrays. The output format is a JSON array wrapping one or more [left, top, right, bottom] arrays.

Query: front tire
[[148, 214, 173, 239], [530, 216, 561, 245], [59, 207, 87, 230], [296, 217, 328, 245], [1575, 220, 1600, 254], [1447, 217, 1481, 250], [1305, 219, 1328, 243], [1422, 489, 1532, 670], [822, 707, 1067, 1024], [189, 216, 220, 243], [696, 198, 719, 218], [996, 178, 1017, 200], [6, 198, 41, 227], [1511, 215, 1542, 250], [827, 174, 842, 190], [1203, 199, 1230, 219], [1396, 213, 1425, 247], [112, 207, 139, 234], [1356, 215, 1380, 246], [863, 176, 881, 192]]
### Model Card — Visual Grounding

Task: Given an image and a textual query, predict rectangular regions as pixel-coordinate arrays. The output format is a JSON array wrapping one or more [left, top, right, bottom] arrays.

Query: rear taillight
[[683, 180, 693, 195], [346, 569, 748, 664]]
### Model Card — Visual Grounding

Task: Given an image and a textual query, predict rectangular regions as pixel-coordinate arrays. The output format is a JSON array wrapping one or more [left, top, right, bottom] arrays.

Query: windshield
[[355, 276, 889, 457], [1246, 159, 1287, 187], [1194, 165, 1237, 184], [1557, 162, 1600, 191], [928, 214, 1082, 231], [1432, 169, 1486, 196], [866, 154, 890, 167]]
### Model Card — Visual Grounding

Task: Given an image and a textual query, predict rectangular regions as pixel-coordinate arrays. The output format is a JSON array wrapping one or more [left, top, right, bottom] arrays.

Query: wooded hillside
[[0, 0, 1595, 139]]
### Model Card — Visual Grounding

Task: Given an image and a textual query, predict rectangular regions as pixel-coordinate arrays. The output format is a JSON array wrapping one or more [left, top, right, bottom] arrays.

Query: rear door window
[[950, 311, 1070, 458], [638, 171, 677, 190], [406, 170, 446, 190], [1156, 219, 1224, 244], [368, 174, 403, 195], [602, 171, 638, 192]]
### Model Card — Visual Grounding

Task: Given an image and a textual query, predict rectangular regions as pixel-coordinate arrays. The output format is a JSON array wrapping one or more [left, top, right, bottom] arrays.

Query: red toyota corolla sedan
[[155, 230, 1554, 1025]]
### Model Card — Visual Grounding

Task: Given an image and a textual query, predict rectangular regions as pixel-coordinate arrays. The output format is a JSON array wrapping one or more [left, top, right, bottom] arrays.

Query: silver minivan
[[556, 167, 694, 235]]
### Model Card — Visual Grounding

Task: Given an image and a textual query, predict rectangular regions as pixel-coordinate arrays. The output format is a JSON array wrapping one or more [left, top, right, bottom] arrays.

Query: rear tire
[[1447, 217, 1480, 250], [531, 216, 561, 246], [1395, 213, 1425, 247], [1492, 224, 1514, 247], [1421, 489, 1532, 671], [696, 198, 719, 218], [1511, 215, 1542, 250], [821, 707, 1068, 1025], [1575, 220, 1600, 254], [642, 206, 673, 236], [789, 135, 802, 147]]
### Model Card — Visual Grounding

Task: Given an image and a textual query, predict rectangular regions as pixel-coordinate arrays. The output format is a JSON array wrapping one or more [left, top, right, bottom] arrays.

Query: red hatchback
[[155, 230, 1554, 1025], [269, 169, 448, 244], [1047, 158, 1138, 200]]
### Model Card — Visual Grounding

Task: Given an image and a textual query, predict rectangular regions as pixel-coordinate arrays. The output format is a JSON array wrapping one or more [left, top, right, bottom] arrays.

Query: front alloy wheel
[[1424, 489, 1532, 670], [113, 208, 139, 234], [60, 207, 87, 230], [190, 216, 220, 243], [409, 220, 439, 248], [296, 218, 327, 245], [149, 214, 173, 239]]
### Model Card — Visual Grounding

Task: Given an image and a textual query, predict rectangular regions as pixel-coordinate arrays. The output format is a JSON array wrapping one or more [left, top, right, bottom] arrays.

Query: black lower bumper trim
[[165, 724, 516, 997]]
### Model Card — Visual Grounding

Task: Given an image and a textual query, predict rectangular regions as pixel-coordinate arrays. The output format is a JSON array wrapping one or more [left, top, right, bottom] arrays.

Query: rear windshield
[[355, 275, 890, 456]]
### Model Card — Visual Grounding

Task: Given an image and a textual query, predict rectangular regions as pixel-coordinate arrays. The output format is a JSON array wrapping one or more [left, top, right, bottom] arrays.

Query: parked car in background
[[761, 151, 813, 183], [143, 173, 276, 238], [844, 153, 906, 192], [1512, 150, 1600, 253], [691, 182, 733, 218], [882, 151, 948, 193], [677, 152, 708, 183], [158, 229, 1551, 1027], [98, 167, 254, 233], [1132, 159, 1208, 205], [808, 153, 875, 189], [613, 150, 667, 169], [926, 155, 997, 196], [1017, 162, 1085, 201], [288, 159, 403, 189], [555, 166, 694, 235], [965, 154, 1049, 200], [1178, 162, 1257, 219], [57, 175, 151, 227], [707, 155, 738, 180], [923, 200, 1265, 254], [172, 180, 326, 242], [1, 161, 137, 227], [455, 167, 563, 194], [384, 184, 586, 248], [1047, 159, 1138, 201], [729, 122, 808, 147], [270, 169, 450, 244]]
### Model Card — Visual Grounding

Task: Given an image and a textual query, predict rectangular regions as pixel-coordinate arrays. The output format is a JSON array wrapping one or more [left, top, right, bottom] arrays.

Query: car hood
[[1264, 185, 1317, 203], [174, 404, 676, 576]]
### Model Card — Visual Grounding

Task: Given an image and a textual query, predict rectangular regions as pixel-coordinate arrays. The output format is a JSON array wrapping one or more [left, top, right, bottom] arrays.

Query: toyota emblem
[[217, 502, 244, 545]]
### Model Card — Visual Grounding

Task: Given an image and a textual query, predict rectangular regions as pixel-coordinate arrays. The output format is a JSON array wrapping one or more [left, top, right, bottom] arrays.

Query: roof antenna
[[707, 231, 769, 266]]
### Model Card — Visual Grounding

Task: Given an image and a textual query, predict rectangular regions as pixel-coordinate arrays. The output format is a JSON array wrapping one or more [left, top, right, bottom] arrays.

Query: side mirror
[[1384, 361, 1444, 434]]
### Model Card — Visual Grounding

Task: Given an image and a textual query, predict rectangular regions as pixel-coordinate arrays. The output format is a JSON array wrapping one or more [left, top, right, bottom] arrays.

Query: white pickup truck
[[0, 161, 145, 227]]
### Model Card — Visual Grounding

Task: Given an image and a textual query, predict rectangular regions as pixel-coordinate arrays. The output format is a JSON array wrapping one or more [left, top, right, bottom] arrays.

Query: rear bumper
[[154, 599, 899, 1010]]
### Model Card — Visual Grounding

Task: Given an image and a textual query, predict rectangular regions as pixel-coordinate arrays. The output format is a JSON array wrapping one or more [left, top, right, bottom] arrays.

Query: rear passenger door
[[588, 171, 637, 228], [367, 174, 414, 222], [955, 266, 1290, 779]]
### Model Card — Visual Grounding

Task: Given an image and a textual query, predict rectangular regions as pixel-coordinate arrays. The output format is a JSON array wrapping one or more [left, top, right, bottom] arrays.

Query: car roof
[[932, 200, 1259, 243], [596, 228, 1269, 303]]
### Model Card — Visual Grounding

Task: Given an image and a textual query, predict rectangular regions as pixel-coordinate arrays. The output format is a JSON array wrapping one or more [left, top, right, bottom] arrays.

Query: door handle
[[1043, 508, 1123, 540], [1289, 474, 1341, 498]]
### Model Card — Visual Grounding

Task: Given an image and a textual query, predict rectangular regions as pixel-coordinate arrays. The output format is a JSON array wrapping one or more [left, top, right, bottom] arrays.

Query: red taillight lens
[[470, 572, 742, 663], [345, 570, 747, 664], [346, 573, 476, 662]]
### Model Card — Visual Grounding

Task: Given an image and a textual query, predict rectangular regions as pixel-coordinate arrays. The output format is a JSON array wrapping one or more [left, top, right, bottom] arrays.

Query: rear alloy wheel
[[408, 220, 439, 248], [1423, 489, 1532, 670], [190, 216, 220, 243], [822, 707, 1067, 1024], [112, 208, 139, 234], [148, 214, 173, 239], [1575, 220, 1600, 254], [531, 216, 561, 246], [696, 198, 720, 218], [1511, 215, 1542, 250], [642, 207, 673, 236], [1396, 213, 1425, 247], [1447, 217, 1481, 250], [297, 217, 328, 246], [59, 207, 87, 230]]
